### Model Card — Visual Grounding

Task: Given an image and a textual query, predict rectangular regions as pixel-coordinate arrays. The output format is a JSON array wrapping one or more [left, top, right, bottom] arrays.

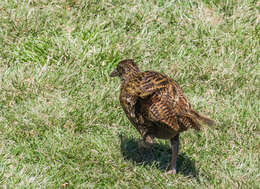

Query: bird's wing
[[142, 90, 201, 132], [125, 71, 190, 109], [122, 71, 201, 133], [120, 71, 170, 135], [125, 71, 170, 98]]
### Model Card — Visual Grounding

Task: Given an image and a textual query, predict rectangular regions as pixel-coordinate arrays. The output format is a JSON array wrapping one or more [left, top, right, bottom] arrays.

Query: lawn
[[0, 0, 259, 188]]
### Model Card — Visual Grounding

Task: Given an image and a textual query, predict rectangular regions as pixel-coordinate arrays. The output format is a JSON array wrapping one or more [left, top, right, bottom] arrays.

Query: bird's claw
[[165, 169, 177, 175], [138, 140, 152, 152]]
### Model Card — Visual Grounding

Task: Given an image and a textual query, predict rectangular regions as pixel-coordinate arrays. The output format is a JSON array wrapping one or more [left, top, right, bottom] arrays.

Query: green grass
[[0, 0, 259, 188]]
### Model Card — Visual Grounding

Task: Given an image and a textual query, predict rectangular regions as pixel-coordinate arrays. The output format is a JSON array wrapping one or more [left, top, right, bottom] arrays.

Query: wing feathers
[[122, 70, 215, 134]]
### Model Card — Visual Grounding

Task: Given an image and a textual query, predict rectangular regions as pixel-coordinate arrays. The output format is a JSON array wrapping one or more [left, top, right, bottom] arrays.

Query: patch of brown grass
[[195, 3, 223, 26]]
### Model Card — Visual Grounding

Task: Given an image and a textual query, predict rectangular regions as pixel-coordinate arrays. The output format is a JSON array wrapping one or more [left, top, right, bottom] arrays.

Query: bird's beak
[[110, 69, 119, 77]]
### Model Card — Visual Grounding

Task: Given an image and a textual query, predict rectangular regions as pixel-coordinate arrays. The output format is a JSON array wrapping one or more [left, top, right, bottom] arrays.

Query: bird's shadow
[[119, 135, 198, 177]]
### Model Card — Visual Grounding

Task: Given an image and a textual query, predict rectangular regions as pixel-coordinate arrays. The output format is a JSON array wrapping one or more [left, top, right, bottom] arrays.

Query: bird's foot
[[138, 140, 152, 153], [165, 169, 176, 175]]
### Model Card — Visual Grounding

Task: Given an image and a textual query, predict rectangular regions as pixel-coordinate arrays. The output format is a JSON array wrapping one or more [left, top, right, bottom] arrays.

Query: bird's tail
[[189, 109, 215, 126], [177, 113, 201, 131], [176, 110, 215, 132]]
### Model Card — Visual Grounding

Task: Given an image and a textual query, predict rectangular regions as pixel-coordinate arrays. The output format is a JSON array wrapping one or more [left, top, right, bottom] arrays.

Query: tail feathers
[[190, 109, 215, 126], [177, 113, 201, 131]]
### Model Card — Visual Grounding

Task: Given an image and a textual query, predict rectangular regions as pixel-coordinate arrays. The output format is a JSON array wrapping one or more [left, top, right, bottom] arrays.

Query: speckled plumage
[[110, 59, 215, 174]]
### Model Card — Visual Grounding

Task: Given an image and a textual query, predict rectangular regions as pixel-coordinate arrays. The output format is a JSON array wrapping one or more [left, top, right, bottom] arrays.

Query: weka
[[110, 59, 215, 174]]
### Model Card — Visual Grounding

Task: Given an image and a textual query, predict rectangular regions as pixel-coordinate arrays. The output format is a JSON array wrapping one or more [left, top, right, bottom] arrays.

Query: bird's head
[[110, 59, 140, 81]]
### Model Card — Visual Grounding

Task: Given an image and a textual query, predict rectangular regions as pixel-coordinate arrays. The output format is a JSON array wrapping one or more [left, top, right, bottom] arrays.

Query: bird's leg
[[166, 134, 179, 175]]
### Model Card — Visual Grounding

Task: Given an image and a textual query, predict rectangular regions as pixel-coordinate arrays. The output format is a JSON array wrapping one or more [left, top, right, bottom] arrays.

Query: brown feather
[[190, 109, 215, 126]]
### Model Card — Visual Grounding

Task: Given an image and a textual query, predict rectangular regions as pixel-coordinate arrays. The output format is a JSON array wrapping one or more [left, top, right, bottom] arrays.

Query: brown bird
[[110, 59, 215, 174]]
